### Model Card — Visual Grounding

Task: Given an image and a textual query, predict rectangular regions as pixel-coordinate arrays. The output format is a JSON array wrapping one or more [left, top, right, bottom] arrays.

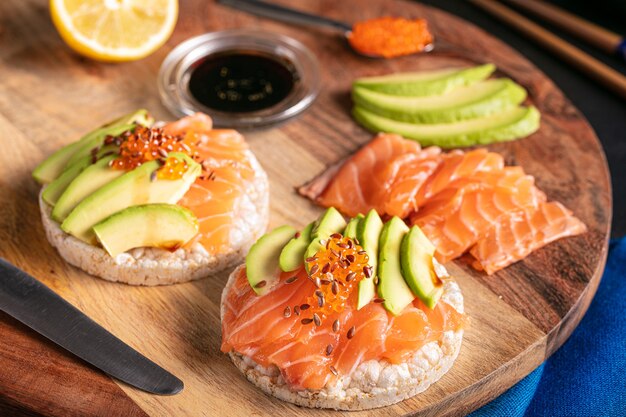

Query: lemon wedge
[[50, 0, 178, 62]]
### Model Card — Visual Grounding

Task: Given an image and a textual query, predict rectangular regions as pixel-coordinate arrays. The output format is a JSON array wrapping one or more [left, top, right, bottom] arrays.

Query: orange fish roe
[[107, 126, 198, 179], [348, 17, 433, 58], [304, 234, 371, 323]]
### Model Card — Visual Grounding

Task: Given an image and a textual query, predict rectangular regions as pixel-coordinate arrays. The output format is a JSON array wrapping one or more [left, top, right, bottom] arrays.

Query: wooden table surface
[[0, 0, 611, 416]]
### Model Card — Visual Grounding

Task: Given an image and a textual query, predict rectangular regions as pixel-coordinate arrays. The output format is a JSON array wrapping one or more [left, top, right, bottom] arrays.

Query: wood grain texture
[[0, 0, 611, 416]]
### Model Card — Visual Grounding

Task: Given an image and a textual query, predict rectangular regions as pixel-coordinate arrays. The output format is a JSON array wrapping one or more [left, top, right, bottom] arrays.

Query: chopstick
[[504, 0, 625, 58], [469, 0, 626, 100]]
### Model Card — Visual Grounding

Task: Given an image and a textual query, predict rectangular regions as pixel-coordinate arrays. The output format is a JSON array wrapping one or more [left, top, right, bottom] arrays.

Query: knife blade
[[0, 258, 183, 395]]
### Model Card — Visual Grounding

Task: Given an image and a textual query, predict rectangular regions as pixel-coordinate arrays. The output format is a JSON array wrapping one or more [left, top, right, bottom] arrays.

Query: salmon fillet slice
[[163, 115, 256, 254], [469, 201, 587, 274]]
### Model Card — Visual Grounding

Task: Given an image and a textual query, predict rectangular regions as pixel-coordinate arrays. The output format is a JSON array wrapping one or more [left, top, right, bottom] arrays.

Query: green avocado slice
[[353, 105, 541, 148], [61, 153, 200, 243], [52, 155, 126, 222], [304, 208, 347, 268], [356, 210, 383, 309], [343, 214, 363, 240], [32, 109, 152, 184], [352, 79, 527, 124], [279, 222, 314, 272], [353, 64, 496, 97], [93, 204, 199, 257], [246, 225, 297, 295], [377, 216, 415, 315], [400, 226, 443, 309], [41, 144, 118, 207]]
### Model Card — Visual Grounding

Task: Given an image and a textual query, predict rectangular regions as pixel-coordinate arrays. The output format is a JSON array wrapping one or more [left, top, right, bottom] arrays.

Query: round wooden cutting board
[[0, 0, 611, 416]]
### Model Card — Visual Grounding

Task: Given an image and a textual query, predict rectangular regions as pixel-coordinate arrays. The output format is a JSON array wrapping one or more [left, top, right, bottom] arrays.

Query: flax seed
[[285, 276, 298, 284], [301, 318, 313, 325], [329, 365, 338, 376], [331, 281, 339, 295], [255, 280, 267, 288], [332, 320, 340, 333], [325, 344, 334, 356], [283, 306, 291, 318], [347, 326, 356, 339], [313, 313, 321, 327], [300, 303, 310, 310]]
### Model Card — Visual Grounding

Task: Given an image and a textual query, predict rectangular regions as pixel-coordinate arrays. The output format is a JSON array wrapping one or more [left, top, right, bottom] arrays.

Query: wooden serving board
[[0, 0, 611, 416]]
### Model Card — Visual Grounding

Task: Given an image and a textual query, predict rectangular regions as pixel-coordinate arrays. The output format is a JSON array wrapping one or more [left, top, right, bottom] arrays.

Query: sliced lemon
[[50, 0, 178, 62]]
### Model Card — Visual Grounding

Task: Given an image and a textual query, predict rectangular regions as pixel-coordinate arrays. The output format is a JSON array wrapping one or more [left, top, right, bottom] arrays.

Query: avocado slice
[[377, 216, 415, 315], [353, 105, 540, 148], [343, 214, 363, 240], [32, 109, 152, 184], [353, 64, 495, 97], [400, 226, 444, 309], [352, 79, 527, 124], [304, 207, 347, 265], [279, 222, 314, 272], [93, 204, 199, 257], [52, 155, 126, 222], [246, 225, 297, 295], [42, 156, 92, 206], [61, 153, 201, 243], [63, 123, 135, 169], [41, 145, 119, 207], [356, 210, 384, 309]]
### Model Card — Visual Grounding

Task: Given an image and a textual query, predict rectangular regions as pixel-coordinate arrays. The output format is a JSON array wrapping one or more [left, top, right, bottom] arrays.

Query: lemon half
[[50, 0, 178, 62]]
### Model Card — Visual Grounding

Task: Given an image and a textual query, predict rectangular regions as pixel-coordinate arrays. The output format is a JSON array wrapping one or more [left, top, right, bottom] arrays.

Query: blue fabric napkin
[[469, 238, 626, 417]]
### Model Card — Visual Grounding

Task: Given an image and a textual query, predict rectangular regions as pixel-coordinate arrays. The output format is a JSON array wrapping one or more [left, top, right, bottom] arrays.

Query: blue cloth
[[470, 238, 626, 417]]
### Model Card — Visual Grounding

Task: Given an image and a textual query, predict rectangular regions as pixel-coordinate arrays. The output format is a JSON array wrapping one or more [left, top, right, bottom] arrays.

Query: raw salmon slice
[[411, 167, 546, 262], [311, 133, 422, 218], [221, 267, 465, 390], [470, 201, 587, 274], [163, 114, 255, 254]]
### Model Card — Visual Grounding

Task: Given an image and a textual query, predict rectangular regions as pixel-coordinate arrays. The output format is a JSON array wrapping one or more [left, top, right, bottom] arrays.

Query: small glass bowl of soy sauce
[[158, 30, 320, 129]]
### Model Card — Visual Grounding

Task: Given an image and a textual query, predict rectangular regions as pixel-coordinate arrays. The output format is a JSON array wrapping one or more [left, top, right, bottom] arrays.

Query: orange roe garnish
[[304, 234, 371, 322], [108, 126, 198, 179], [348, 17, 433, 58]]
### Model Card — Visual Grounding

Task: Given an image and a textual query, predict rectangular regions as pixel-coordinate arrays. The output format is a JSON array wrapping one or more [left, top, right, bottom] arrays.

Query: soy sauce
[[188, 51, 298, 113]]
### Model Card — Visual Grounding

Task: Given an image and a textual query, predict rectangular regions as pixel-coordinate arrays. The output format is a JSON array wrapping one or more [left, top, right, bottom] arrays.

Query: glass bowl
[[158, 29, 320, 129]]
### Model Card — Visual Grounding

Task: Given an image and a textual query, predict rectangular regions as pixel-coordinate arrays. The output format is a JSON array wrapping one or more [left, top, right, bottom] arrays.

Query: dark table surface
[[420, 0, 626, 237]]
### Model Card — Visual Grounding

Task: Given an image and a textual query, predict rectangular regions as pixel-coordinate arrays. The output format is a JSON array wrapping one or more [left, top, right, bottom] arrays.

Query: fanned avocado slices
[[32, 109, 153, 184]]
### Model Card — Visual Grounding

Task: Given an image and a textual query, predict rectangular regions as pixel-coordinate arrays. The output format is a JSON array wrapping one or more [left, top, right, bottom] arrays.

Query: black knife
[[0, 258, 183, 395]]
